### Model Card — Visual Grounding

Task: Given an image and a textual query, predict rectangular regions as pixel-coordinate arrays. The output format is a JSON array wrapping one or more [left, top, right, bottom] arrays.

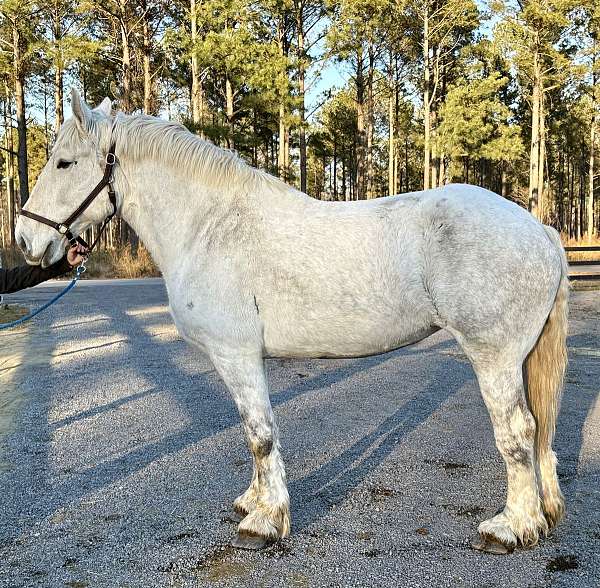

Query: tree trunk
[[423, 9, 431, 190], [394, 148, 399, 194], [54, 66, 64, 134], [431, 109, 438, 187], [277, 18, 289, 182], [528, 47, 541, 218], [226, 76, 235, 150], [538, 90, 546, 221], [405, 138, 409, 192], [117, 1, 137, 249], [434, 47, 447, 189], [119, 0, 132, 112], [278, 102, 287, 180], [388, 65, 395, 196], [190, 0, 205, 135], [589, 117, 596, 241], [438, 152, 445, 186], [53, 5, 64, 134], [3, 84, 16, 245], [588, 55, 597, 241], [7, 122, 16, 244], [12, 24, 29, 206], [333, 136, 338, 200], [366, 46, 375, 199], [296, 3, 307, 193], [579, 144, 585, 240], [355, 46, 366, 199], [569, 156, 574, 238], [142, 6, 153, 114], [284, 126, 289, 179], [558, 149, 564, 230], [430, 47, 444, 189]]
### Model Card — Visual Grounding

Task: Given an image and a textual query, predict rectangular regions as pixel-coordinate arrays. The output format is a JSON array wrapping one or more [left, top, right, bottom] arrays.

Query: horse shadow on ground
[[96, 301, 469, 534], [107, 304, 463, 529], [1, 295, 437, 520], [53, 297, 455, 497], [539, 333, 600, 582]]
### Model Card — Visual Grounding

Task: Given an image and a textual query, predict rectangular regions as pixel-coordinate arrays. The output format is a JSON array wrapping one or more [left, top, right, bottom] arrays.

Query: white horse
[[16, 89, 568, 553]]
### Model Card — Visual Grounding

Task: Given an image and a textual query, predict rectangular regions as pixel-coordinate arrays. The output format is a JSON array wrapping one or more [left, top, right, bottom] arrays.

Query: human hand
[[67, 243, 89, 267]]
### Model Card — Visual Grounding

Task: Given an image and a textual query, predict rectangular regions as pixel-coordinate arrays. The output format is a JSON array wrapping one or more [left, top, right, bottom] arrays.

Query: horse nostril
[[17, 234, 29, 256]]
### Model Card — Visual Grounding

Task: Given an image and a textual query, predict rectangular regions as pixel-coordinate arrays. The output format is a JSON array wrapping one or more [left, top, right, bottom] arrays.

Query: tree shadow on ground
[[290, 353, 473, 531], [25, 299, 449, 510]]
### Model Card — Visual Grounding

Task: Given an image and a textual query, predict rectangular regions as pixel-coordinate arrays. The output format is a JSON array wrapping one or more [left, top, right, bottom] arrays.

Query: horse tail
[[525, 226, 569, 524]]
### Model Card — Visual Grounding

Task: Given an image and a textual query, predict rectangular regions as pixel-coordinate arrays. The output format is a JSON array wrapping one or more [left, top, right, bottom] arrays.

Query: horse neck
[[115, 157, 237, 274], [112, 134, 310, 275]]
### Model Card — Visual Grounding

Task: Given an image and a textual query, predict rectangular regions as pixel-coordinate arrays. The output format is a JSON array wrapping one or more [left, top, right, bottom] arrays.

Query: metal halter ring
[[106, 152, 116, 165]]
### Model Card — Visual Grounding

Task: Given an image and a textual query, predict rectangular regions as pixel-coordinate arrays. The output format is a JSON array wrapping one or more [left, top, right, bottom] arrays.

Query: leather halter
[[20, 142, 118, 252]]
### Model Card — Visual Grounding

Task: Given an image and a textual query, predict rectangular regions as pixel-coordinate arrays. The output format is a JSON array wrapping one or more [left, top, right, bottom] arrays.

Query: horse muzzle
[[15, 218, 64, 268]]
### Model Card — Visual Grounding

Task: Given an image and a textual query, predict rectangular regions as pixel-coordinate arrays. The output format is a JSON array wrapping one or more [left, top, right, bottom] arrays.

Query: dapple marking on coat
[[15, 89, 568, 553]]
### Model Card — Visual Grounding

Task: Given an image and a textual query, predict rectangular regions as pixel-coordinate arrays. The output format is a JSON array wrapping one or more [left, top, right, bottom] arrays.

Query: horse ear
[[95, 97, 112, 117], [71, 87, 92, 134]]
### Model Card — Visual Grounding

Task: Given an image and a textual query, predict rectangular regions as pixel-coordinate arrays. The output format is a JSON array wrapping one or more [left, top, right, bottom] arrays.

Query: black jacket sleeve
[[0, 256, 73, 294]]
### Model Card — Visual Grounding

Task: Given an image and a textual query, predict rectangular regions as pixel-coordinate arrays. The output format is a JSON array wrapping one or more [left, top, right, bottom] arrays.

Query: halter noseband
[[20, 141, 118, 253]]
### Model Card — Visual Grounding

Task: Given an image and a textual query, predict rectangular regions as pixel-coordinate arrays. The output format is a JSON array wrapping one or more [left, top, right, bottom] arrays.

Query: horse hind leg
[[470, 360, 549, 553]]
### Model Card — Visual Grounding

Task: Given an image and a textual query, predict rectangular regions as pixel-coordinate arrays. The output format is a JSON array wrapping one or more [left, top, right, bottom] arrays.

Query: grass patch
[[1, 234, 594, 280], [83, 246, 160, 279], [0, 304, 28, 324], [563, 235, 600, 262], [0, 245, 160, 280]]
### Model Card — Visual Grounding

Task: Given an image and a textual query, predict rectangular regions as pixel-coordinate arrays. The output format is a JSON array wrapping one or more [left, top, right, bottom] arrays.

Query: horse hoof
[[231, 532, 269, 550], [230, 509, 246, 523], [471, 536, 512, 555]]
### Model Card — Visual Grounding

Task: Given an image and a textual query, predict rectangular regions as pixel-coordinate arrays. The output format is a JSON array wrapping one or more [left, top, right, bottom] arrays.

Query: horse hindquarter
[[421, 188, 567, 552]]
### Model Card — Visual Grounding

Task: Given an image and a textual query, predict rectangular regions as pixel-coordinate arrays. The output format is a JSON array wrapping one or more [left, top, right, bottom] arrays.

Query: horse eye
[[57, 160, 75, 169]]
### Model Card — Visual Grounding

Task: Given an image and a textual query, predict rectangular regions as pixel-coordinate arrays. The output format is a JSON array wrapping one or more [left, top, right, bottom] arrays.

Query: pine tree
[[494, 0, 579, 220], [38, 1, 99, 133], [0, 0, 41, 205]]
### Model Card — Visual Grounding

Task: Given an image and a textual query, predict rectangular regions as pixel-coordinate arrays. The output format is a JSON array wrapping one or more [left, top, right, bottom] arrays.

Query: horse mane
[[60, 111, 292, 195]]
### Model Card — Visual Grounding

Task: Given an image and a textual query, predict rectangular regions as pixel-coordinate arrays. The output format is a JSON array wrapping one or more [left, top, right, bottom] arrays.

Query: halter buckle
[[57, 223, 69, 235]]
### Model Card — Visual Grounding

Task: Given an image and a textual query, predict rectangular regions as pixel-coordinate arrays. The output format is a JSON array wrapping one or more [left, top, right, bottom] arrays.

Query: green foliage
[[25, 124, 50, 188], [327, 0, 394, 57], [163, 0, 293, 153], [492, 0, 579, 89], [437, 69, 523, 168], [0, 0, 597, 242]]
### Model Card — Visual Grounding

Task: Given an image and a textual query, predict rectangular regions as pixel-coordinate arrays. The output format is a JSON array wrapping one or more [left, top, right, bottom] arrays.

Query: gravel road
[[0, 278, 598, 588]]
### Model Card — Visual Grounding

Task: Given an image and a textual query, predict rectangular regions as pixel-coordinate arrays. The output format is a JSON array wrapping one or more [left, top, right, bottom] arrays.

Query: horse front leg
[[211, 348, 290, 549], [232, 458, 259, 520]]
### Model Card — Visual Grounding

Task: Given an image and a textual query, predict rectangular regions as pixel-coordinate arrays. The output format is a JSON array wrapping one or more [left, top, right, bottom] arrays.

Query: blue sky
[[303, 0, 494, 121]]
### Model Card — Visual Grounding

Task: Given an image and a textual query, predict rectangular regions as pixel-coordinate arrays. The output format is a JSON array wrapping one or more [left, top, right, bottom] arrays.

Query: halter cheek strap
[[20, 143, 118, 252]]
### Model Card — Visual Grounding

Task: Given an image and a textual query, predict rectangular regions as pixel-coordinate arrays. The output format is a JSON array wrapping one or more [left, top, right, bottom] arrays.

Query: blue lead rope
[[0, 264, 86, 330]]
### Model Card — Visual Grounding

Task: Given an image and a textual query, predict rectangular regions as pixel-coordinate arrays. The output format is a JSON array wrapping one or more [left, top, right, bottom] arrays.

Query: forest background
[[0, 0, 598, 276]]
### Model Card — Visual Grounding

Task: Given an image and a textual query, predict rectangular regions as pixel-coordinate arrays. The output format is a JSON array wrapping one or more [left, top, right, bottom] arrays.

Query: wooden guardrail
[[565, 246, 600, 281]]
